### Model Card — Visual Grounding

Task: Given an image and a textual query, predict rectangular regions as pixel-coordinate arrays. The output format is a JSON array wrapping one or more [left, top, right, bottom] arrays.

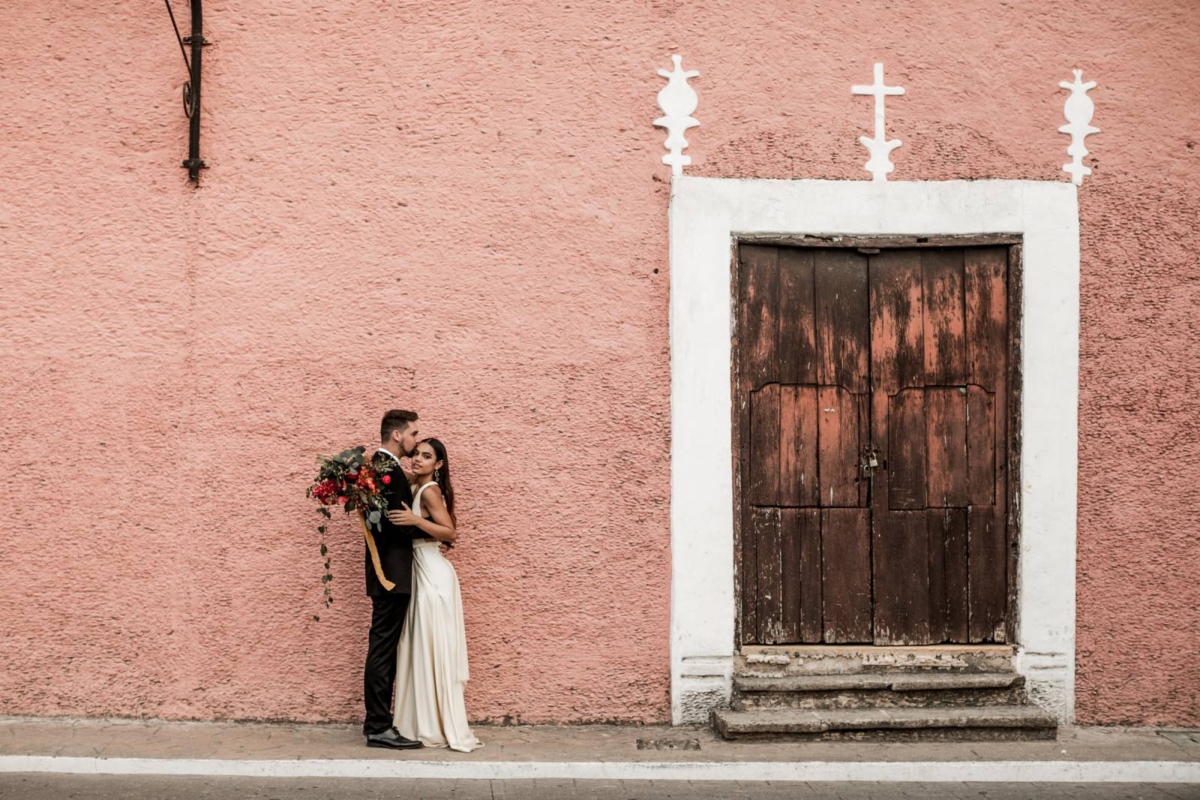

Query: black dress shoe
[[366, 727, 424, 750]]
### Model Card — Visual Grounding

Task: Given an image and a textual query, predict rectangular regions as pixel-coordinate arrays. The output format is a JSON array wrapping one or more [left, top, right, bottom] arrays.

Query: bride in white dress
[[386, 438, 482, 753]]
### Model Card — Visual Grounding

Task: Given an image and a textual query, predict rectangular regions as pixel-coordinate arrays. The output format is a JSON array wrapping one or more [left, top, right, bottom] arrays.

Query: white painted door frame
[[668, 177, 1079, 725]]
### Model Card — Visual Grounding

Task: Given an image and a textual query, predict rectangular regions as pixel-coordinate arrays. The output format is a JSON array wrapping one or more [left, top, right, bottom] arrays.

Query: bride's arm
[[409, 487, 457, 544]]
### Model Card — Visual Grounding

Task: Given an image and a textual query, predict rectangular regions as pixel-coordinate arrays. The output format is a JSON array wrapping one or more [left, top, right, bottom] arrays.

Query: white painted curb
[[1, 757, 1198, 783]]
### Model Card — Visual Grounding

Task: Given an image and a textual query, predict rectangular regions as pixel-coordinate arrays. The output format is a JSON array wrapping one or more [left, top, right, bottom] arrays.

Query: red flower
[[312, 479, 339, 503], [381, 474, 391, 485], [338, 496, 348, 505]]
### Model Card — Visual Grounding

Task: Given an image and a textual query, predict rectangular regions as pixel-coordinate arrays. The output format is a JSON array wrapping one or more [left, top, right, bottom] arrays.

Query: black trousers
[[363, 591, 411, 735]]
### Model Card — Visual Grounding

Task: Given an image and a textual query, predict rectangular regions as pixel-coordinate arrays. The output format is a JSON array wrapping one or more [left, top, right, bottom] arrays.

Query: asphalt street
[[0, 775, 1197, 799]]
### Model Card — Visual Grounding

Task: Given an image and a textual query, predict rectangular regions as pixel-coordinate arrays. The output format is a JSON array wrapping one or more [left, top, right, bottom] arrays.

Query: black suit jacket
[[364, 450, 422, 596]]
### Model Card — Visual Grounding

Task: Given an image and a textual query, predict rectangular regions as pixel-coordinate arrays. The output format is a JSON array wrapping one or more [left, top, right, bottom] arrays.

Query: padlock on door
[[859, 446, 880, 478]]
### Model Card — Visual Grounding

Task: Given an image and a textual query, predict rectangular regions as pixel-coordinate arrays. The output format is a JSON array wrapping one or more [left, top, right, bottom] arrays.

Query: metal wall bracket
[[165, 0, 208, 182]]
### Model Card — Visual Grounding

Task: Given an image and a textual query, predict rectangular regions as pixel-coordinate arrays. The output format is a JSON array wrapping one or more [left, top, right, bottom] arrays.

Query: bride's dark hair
[[421, 437, 456, 526]]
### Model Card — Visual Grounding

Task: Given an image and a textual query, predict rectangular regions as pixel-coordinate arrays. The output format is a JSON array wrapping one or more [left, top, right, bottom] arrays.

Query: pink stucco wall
[[1, 1, 1197, 725]]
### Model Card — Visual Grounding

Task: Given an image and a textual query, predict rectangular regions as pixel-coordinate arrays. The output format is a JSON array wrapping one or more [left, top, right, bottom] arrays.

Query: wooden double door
[[736, 243, 1014, 646]]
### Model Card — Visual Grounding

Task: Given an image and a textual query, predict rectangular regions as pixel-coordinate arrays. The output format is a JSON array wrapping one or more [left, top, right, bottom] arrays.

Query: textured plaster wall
[[0, 0, 1196, 725]]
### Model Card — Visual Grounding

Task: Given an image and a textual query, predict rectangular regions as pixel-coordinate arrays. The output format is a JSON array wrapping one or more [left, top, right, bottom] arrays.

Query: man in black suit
[[362, 409, 424, 749]]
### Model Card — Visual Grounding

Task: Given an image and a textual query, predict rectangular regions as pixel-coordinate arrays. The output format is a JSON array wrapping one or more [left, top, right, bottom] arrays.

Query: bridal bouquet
[[307, 446, 395, 618]]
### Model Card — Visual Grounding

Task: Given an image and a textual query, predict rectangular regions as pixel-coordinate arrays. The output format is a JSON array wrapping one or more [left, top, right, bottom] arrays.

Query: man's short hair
[[381, 409, 418, 442]]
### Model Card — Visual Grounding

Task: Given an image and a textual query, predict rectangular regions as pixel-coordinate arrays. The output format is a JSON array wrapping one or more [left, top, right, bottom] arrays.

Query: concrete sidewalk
[[1, 718, 1198, 784]]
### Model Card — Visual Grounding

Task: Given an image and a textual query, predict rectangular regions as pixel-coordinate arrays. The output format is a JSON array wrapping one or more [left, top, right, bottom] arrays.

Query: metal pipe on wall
[[182, 0, 206, 181]]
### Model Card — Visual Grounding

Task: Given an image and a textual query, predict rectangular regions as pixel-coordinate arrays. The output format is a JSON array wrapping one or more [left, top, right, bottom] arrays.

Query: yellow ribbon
[[358, 510, 396, 592]]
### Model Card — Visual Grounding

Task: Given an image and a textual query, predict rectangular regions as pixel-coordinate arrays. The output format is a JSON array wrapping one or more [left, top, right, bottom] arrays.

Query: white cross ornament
[[852, 63, 905, 181]]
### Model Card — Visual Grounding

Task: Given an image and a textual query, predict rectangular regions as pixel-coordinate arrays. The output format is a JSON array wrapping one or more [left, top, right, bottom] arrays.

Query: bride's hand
[[387, 504, 421, 527]]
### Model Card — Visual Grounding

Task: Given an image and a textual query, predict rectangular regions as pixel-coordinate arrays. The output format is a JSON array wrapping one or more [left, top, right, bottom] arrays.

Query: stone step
[[732, 672, 1028, 710], [713, 705, 1058, 742], [739, 645, 1016, 677]]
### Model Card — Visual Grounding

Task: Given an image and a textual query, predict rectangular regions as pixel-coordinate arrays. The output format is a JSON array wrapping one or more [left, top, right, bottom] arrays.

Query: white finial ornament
[[1059, 69, 1099, 185], [654, 55, 700, 177], [852, 63, 905, 182]]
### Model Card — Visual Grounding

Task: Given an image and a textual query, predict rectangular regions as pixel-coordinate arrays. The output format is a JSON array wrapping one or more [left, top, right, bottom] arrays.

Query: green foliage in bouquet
[[307, 446, 395, 620]]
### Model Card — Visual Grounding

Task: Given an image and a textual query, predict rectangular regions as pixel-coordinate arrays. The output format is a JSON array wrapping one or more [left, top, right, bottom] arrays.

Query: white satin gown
[[392, 481, 482, 752]]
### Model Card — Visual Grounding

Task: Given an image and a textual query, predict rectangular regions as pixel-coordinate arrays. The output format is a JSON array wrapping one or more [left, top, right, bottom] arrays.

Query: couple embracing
[[361, 409, 482, 753]]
